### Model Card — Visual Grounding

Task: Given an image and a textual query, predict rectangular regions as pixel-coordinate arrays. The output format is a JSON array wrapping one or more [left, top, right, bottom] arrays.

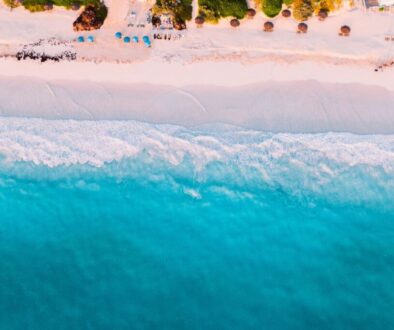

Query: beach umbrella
[[77, 36, 85, 42], [71, 3, 80, 11], [87, 35, 94, 42], [44, 2, 53, 10], [246, 8, 256, 19], [230, 19, 240, 28], [297, 22, 308, 33], [132, 36, 139, 43], [282, 9, 291, 18], [318, 9, 328, 21], [264, 21, 274, 32], [123, 36, 131, 43], [195, 16, 205, 27], [115, 32, 122, 39], [142, 36, 151, 47], [340, 25, 351, 36]]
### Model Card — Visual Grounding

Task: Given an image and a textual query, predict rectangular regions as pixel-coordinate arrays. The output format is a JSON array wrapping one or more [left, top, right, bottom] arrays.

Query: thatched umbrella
[[297, 22, 308, 33], [71, 3, 80, 11], [340, 25, 351, 36], [318, 9, 328, 21], [44, 2, 53, 10], [152, 16, 161, 27], [282, 9, 291, 18], [246, 8, 256, 19], [230, 18, 240, 28], [195, 16, 205, 27], [263, 21, 274, 32]]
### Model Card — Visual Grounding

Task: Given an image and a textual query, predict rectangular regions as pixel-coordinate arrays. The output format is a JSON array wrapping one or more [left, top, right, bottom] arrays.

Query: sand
[[1, 75, 393, 134], [0, 1, 393, 134]]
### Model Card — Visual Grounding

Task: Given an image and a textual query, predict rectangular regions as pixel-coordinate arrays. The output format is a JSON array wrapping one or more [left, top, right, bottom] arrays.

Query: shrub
[[198, 0, 248, 23], [293, 0, 313, 21], [262, 0, 283, 17], [93, 2, 107, 22], [3, 0, 20, 8], [154, 0, 193, 22], [314, 0, 342, 13], [21, 0, 103, 12]]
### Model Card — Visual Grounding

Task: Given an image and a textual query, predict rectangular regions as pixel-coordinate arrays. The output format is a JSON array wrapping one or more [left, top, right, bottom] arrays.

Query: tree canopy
[[198, 0, 248, 23]]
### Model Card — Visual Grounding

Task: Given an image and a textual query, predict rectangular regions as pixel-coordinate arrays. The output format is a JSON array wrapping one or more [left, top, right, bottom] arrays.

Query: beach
[[1, 1, 394, 134], [1, 2, 394, 329], [0, 59, 394, 133]]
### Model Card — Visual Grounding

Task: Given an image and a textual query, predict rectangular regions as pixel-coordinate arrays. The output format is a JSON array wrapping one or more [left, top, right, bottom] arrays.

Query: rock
[[16, 38, 77, 62]]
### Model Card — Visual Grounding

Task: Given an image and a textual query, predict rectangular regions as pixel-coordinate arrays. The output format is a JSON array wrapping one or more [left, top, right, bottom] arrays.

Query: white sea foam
[[1, 118, 393, 206], [0, 118, 393, 173]]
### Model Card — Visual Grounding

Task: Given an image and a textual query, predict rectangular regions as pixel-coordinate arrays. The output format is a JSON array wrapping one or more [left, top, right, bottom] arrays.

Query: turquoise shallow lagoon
[[0, 119, 393, 329]]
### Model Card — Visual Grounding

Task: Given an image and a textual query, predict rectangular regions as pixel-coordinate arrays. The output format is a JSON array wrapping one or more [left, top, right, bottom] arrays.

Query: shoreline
[[1, 72, 394, 134]]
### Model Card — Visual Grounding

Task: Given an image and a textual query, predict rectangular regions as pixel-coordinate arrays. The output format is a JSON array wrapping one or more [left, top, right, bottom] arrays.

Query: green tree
[[262, 0, 283, 17], [198, 0, 248, 23]]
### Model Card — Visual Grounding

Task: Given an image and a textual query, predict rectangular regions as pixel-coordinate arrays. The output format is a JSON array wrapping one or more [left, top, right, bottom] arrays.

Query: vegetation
[[5, 0, 104, 12], [313, 0, 342, 13], [261, 0, 283, 17], [198, 0, 248, 23], [153, 0, 193, 25], [259, 0, 342, 20], [292, 0, 313, 21], [3, 0, 20, 8]]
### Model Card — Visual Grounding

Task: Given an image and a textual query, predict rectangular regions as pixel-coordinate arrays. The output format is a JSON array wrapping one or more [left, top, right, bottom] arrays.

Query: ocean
[[0, 118, 393, 329]]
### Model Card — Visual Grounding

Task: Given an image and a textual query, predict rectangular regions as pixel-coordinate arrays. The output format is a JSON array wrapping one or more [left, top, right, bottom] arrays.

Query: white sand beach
[[0, 0, 394, 133]]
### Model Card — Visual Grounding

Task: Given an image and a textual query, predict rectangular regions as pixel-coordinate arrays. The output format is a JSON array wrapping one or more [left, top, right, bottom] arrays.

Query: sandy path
[[192, 0, 198, 18], [104, 0, 129, 24]]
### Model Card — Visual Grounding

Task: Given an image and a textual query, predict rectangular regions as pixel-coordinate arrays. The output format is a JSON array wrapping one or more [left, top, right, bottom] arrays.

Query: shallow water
[[0, 118, 393, 329]]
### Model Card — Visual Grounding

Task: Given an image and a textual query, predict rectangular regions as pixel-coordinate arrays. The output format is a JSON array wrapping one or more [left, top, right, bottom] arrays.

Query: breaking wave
[[0, 117, 393, 208]]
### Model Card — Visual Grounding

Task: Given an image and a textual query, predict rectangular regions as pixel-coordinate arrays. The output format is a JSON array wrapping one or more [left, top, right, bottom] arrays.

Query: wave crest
[[0, 118, 393, 170]]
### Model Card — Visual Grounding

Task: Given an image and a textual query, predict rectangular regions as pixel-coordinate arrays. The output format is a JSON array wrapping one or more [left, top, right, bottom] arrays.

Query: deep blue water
[[0, 119, 393, 329]]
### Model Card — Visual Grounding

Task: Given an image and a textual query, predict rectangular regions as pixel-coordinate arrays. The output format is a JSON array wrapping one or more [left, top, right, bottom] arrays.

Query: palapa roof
[[264, 21, 274, 31], [44, 2, 53, 10], [282, 9, 291, 18], [195, 16, 205, 25], [341, 25, 351, 34], [246, 8, 257, 18], [318, 9, 328, 19], [230, 18, 240, 28], [71, 3, 80, 10], [298, 22, 308, 32]]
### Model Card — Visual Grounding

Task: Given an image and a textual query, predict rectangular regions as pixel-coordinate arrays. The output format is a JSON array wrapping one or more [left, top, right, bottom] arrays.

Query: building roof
[[379, 0, 394, 5]]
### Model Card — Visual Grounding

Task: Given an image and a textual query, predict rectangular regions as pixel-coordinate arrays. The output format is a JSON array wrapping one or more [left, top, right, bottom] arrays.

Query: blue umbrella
[[77, 36, 85, 43], [123, 36, 131, 43], [142, 35, 151, 47], [132, 36, 139, 43], [87, 36, 94, 42], [115, 32, 122, 39]]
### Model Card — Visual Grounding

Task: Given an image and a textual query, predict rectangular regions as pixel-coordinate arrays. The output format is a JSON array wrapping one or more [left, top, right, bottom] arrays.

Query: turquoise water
[[0, 119, 393, 329]]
